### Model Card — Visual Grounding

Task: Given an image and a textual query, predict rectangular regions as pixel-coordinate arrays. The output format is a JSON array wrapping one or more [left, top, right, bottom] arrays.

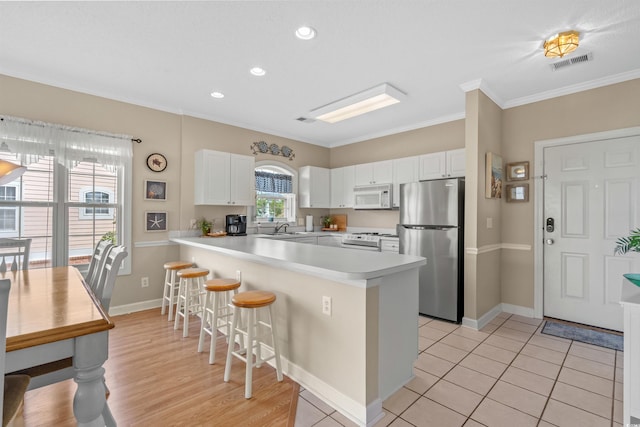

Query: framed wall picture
[[506, 161, 529, 181], [145, 211, 167, 232], [485, 152, 503, 199], [144, 179, 167, 201], [506, 183, 529, 202]]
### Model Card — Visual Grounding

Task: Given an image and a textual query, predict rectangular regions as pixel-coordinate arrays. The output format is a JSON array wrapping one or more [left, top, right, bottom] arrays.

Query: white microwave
[[353, 183, 393, 210]]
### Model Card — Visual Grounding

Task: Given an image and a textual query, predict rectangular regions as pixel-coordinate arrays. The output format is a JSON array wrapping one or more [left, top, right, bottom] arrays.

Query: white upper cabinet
[[446, 148, 466, 177], [194, 149, 255, 206], [392, 156, 419, 207], [354, 160, 393, 186], [419, 148, 465, 180], [330, 166, 355, 208], [299, 166, 330, 208]]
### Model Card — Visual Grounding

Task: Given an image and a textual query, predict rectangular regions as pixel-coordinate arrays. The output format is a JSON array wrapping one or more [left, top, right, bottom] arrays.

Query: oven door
[[340, 242, 380, 251]]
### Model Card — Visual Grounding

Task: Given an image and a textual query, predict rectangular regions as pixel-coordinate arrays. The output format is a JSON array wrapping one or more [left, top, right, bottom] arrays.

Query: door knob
[[545, 238, 554, 245]]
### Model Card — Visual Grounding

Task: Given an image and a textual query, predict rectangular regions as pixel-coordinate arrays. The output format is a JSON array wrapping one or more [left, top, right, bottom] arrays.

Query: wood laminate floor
[[20, 308, 299, 426]]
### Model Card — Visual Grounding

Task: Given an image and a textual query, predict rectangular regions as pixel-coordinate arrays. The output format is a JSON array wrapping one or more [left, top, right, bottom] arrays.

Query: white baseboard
[[501, 303, 536, 318], [109, 299, 162, 316], [284, 358, 382, 427], [462, 303, 536, 330], [462, 304, 502, 330]]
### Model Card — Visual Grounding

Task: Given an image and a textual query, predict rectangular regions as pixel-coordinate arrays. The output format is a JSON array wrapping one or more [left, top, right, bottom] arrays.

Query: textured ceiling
[[1, 1, 639, 147]]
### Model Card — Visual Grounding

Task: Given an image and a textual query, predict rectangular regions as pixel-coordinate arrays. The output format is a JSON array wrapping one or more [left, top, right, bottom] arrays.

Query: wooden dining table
[[2, 266, 115, 426]]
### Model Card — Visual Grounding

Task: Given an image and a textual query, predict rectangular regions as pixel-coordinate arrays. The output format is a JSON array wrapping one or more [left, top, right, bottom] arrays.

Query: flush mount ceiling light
[[295, 26, 316, 40], [210, 91, 224, 99], [310, 83, 406, 124], [544, 30, 580, 58], [250, 67, 266, 76]]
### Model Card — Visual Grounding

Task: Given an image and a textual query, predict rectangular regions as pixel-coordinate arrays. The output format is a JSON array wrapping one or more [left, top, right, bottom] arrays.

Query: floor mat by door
[[541, 321, 623, 351]]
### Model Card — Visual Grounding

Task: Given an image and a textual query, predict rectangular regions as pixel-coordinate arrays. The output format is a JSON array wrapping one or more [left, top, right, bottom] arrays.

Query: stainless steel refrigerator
[[398, 178, 464, 322]]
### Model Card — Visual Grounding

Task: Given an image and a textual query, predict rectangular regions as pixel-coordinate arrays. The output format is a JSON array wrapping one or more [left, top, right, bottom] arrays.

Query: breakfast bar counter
[[172, 235, 425, 426]]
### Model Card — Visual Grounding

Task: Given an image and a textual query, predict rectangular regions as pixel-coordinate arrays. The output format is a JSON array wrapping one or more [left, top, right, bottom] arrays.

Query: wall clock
[[146, 153, 167, 172]]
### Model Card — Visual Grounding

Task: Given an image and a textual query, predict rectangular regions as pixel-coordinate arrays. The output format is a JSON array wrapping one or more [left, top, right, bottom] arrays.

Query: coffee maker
[[225, 214, 247, 236]]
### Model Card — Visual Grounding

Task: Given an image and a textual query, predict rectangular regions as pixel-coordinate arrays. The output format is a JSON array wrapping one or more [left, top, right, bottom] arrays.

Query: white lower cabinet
[[293, 236, 317, 245], [317, 235, 342, 247], [380, 238, 400, 253], [622, 276, 640, 424]]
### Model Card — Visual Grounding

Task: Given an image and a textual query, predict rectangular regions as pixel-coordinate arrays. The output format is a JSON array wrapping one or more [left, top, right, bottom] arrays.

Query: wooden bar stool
[[223, 290, 283, 398], [173, 267, 209, 337], [161, 261, 193, 321], [197, 277, 241, 364]]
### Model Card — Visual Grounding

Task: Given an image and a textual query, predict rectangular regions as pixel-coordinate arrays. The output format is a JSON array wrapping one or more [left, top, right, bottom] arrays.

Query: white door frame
[[533, 126, 640, 319]]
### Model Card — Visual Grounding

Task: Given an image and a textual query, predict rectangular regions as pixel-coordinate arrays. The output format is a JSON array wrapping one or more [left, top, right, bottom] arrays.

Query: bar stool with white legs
[[173, 267, 209, 337], [161, 261, 193, 321], [197, 274, 241, 364], [223, 290, 283, 399]]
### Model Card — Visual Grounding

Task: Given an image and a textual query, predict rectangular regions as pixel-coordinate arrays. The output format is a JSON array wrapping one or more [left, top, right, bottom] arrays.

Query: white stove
[[340, 232, 399, 251]]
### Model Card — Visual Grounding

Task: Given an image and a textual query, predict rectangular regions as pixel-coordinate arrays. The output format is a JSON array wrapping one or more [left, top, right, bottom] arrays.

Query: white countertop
[[171, 235, 425, 283]]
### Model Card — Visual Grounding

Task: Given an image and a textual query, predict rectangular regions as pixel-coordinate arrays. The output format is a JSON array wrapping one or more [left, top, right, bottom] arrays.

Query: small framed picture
[[485, 152, 503, 199], [144, 180, 167, 201], [506, 183, 529, 202], [145, 211, 168, 232], [506, 161, 529, 181]]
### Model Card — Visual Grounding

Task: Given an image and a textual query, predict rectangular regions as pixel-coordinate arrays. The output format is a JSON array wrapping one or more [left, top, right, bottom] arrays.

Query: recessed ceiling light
[[295, 26, 316, 40], [210, 91, 224, 99], [250, 67, 266, 76]]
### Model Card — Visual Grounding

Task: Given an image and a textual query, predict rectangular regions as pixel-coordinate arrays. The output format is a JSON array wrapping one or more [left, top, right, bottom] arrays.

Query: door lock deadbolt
[[546, 217, 555, 233]]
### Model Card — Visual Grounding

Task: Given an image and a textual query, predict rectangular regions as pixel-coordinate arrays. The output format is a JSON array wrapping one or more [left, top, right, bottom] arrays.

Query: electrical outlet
[[141, 277, 149, 288], [322, 296, 331, 316], [486, 217, 493, 229]]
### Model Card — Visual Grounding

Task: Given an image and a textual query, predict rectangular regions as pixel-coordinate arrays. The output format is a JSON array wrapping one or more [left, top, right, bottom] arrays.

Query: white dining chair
[[84, 240, 114, 292], [93, 245, 128, 311], [0, 279, 31, 426], [0, 239, 31, 273]]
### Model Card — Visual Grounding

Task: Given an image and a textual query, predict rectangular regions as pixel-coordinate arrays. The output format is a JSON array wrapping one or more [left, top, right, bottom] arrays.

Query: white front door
[[543, 135, 640, 331]]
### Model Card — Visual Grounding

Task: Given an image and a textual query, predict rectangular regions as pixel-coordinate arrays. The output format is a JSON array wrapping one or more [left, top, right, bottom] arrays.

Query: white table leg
[[73, 330, 112, 426]]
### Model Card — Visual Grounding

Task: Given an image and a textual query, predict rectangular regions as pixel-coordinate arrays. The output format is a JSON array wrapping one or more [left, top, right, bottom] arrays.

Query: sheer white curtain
[[0, 115, 132, 170]]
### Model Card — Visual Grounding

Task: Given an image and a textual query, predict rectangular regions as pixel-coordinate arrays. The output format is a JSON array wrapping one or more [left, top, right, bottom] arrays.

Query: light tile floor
[[294, 312, 623, 427]]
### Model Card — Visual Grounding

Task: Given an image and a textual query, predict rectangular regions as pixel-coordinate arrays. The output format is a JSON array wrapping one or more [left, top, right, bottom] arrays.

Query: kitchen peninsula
[[171, 235, 425, 426]]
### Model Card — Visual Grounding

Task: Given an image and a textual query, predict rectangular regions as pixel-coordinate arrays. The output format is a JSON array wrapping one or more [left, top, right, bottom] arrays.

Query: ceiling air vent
[[549, 52, 593, 71], [295, 117, 316, 123]]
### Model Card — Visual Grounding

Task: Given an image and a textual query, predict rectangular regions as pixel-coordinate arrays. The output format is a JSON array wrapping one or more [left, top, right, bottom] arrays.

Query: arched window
[[253, 161, 297, 223]]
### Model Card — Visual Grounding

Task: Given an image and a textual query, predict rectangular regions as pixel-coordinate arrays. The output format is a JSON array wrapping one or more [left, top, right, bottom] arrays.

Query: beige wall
[[500, 79, 640, 310], [463, 90, 503, 319], [329, 120, 464, 168], [179, 115, 330, 231], [4, 72, 639, 320], [329, 120, 465, 228], [0, 74, 329, 307]]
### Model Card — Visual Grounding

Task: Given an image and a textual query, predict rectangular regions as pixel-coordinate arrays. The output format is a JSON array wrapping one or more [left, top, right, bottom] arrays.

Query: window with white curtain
[[0, 115, 132, 272]]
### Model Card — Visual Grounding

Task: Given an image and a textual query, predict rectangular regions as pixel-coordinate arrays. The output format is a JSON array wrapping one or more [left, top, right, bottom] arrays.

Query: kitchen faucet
[[274, 222, 288, 234]]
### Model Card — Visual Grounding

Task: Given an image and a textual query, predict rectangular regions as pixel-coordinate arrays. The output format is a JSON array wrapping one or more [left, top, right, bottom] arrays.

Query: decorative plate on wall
[[146, 153, 167, 172]]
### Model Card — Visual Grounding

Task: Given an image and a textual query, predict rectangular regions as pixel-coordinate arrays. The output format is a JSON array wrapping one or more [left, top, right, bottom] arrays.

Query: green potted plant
[[322, 215, 333, 229], [195, 217, 213, 236], [615, 228, 640, 286], [615, 228, 640, 255]]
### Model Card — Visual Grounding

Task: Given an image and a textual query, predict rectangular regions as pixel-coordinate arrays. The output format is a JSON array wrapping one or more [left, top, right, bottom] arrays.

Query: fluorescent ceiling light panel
[[310, 83, 406, 123]]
